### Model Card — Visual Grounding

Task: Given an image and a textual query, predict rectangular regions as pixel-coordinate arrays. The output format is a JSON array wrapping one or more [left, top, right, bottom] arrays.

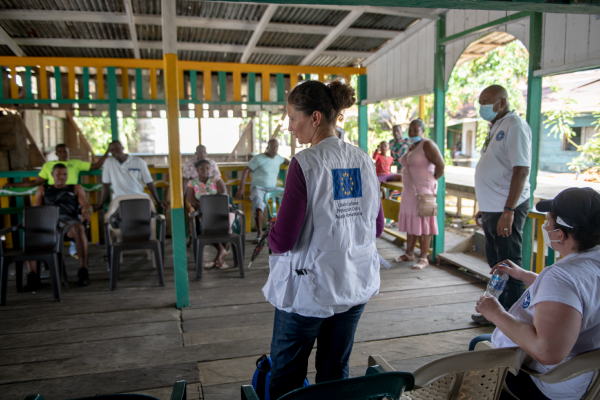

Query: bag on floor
[[252, 355, 310, 400]]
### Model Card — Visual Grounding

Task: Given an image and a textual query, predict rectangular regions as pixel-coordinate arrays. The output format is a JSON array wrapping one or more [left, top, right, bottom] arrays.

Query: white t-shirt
[[102, 155, 153, 199], [492, 245, 600, 400], [474, 111, 532, 212]]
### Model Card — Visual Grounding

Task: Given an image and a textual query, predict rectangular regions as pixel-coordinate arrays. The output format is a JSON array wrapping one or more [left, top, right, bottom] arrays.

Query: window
[[562, 127, 582, 151]]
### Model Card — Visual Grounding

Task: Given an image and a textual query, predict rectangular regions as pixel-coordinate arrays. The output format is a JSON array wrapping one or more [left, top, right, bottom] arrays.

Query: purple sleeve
[[268, 158, 307, 254], [376, 201, 384, 238]]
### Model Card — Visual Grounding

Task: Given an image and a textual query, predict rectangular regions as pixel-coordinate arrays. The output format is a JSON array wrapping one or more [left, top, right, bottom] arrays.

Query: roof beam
[[283, 4, 437, 19], [299, 7, 366, 66], [241, 4, 277, 64], [123, 0, 140, 59], [0, 26, 25, 57], [0, 10, 128, 24]]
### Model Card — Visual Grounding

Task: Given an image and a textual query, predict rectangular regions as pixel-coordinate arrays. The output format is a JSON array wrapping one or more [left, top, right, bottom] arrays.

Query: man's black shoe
[[471, 313, 495, 326], [22, 271, 43, 292], [78, 267, 91, 286]]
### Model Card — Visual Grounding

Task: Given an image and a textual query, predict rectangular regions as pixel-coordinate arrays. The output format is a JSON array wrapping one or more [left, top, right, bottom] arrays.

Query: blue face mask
[[479, 100, 500, 122], [409, 136, 422, 144]]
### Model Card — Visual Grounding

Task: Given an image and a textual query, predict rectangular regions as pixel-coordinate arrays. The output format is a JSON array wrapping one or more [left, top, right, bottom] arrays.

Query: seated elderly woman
[[474, 187, 600, 400], [186, 159, 235, 270]]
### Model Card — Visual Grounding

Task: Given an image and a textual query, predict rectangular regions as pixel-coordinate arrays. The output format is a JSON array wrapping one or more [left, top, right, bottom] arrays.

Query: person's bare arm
[[497, 166, 530, 237], [75, 184, 92, 222], [33, 185, 45, 207], [234, 167, 252, 200], [216, 179, 227, 195], [93, 183, 111, 211], [423, 140, 446, 180], [90, 147, 110, 170], [283, 159, 290, 166], [147, 182, 168, 210], [490, 259, 538, 286], [477, 297, 581, 365], [4, 176, 46, 188], [186, 187, 199, 209]]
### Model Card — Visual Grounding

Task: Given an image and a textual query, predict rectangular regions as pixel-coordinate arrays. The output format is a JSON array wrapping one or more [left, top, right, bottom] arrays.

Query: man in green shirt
[[3, 143, 109, 188]]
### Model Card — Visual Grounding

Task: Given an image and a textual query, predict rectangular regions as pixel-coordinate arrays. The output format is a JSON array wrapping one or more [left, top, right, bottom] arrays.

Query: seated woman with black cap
[[473, 187, 600, 400]]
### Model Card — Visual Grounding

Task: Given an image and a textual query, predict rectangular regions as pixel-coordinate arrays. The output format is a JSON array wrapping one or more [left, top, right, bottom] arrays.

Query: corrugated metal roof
[[178, 50, 241, 63], [271, 6, 349, 26], [311, 55, 363, 68], [328, 36, 388, 52], [351, 13, 415, 31], [136, 24, 162, 42], [178, 27, 251, 45], [0, 0, 123, 12], [257, 32, 324, 49], [0, 20, 130, 40], [140, 48, 162, 59], [0, 45, 12, 56], [130, 0, 267, 19], [247, 53, 304, 66], [22, 45, 133, 58]]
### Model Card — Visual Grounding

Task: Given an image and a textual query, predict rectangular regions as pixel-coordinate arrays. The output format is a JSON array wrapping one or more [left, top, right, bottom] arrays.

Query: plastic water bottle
[[485, 264, 509, 299]]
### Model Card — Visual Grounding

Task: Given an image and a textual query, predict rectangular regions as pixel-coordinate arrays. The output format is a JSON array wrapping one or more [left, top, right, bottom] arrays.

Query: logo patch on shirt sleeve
[[522, 290, 531, 309], [332, 168, 363, 200], [496, 131, 505, 141]]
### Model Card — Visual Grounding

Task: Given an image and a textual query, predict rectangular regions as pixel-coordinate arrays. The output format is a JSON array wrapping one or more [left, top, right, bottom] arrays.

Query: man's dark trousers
[[268, 303, 365, 400], [481, 198, 529, 310]]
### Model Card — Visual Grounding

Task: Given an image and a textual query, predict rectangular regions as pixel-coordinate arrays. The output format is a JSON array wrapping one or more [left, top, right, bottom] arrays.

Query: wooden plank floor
[[0, 232, 493, 399]]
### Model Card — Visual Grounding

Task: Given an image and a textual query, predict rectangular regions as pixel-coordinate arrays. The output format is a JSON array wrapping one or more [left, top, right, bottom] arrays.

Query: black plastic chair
[[189, 194, 245, 281], [241, 365, 414, 400], [0, 206, 82, 305], [104, 199, 166, 291], [24, 379, 187, 400]]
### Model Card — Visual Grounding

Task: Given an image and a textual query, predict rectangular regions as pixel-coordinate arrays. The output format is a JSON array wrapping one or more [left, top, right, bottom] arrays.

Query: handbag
[[251, 355, 310, 400], [404, 161, 438, 217]]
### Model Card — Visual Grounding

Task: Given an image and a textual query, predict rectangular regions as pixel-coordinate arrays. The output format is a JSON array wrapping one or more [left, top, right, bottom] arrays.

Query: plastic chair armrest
[[109, 213, 121, 227], [0, 222, 23, 237], [368, 355, 396, 372], [241, 385, 260, 400], [151, 212, 165, 221], [103, 222, 113, 245], [189, 209, 201, 218], [169, 380, 187, 400], [24, 395, 45, 400], [152, 212, 167, 243]]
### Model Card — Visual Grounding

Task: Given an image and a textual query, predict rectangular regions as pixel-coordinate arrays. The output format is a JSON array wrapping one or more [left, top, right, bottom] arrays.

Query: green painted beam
[[83, 67, 90, 100], [432, 15, 446, 262], [304, 74, 311, 81], [276, 73, 284, 102], [218, 71, 227, 102], [439, 11, 531, 44], [0, 69, 4, 99], [106, 67, 119, 141], [248, 73, 256, 102], [136, 68, 143, 100], [171, 207, 190, 308], [357, 74, 368, 152], [0, 99, 110, 105], [25, 67, 33, 100], [54, 66, 62, 100], [522, 12, 543, 272], [190, 70, 197, 101]]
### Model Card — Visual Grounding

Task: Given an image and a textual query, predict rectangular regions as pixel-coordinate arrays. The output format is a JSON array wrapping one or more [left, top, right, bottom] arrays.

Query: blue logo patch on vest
[[332, 168, 362, 200], [496, 131, 505, 141], [522, 291, 531, 309]]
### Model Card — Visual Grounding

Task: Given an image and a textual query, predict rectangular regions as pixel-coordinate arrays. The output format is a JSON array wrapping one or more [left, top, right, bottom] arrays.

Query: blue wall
[[539, 114, 594, 173]]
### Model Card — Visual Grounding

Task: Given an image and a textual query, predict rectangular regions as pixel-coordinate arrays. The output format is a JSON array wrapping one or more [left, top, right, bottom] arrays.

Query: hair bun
[[328, 80, 356, 111]]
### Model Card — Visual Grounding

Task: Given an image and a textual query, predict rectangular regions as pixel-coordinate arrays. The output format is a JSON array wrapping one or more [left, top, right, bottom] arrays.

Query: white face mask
[[542, 223, 561, 250]]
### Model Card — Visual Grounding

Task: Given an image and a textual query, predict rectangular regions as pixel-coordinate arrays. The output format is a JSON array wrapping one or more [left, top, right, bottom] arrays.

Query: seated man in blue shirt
[[234, 139, 289, 242]]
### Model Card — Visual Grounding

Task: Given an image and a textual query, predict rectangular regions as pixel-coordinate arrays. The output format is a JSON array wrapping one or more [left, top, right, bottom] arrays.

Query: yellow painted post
[[262, 72, 270, 102], [68, 66, 76, 99], [89, 175, 100, 244], [344, 74, 351, 84], [10, 66, 18, 99], [121, 68, 129, 99], [233, 71, 242, 102], [203, 70, 212, 101], [419, 95, 425, 119], [150, 68, 157, 99], [39, 66, 48, 99], [318, 73, 325, 82], [97, 68, 105, 100], [289, 73, 298, 92], [535, 216, 545, 273]]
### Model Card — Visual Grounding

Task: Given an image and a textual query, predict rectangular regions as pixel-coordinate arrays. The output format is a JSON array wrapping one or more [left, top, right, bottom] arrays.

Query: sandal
[[412, 258, 429, 270], [216, 261, 230, 270], [393, 254, 415, 263], [203, 261, 216, 269]]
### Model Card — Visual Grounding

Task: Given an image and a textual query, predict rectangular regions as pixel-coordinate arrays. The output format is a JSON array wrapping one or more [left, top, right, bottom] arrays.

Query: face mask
[[479, 100, 501, 122], [409, 136, 422, 144], [541, 223, 561, 250]]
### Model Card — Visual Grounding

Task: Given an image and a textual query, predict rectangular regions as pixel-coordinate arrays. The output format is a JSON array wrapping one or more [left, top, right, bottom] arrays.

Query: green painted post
[[248, 73, 256, 102], [0, 68, 4, 99], [136, 68, 143, 100], [432, 15, 447, 261], [522, 12, 543, 272], [218, 71, 227, 102], [83, 67, 90, 100], [276, 73, 284, 102], [171, 207, 190, 308], [25, 67, 33, 100], [304, 74, 311, 81], [107, 67, 119, 141], [357, 74, 368, 152], [54, 67, 62, 100], [190, 70, 197, 101]]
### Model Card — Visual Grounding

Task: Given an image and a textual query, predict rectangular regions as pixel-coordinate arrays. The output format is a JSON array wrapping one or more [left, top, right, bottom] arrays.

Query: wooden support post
[[522, 12, 543, 272], [357, 74, 368, 152], [54, 66, 62, 100], [179, 68, 185, 100], [419, 95, 425, 120], [248, 73, 256, 102], [89, 175, 100, 244], [233, 71, 242, 102], [25, 67, 33, 100], [289, 73, 298, 92], [432, 15, 446, 262], [276, 73, 284, 102], [203, 71, 212, 101], [121, 68, 129, 99], [136, 68, 143, 100], [0, 69, 4, 99], [97, 67, 105, 100], [68, 66, 76, 100], [163, 0, 189, 308], [218, 71, 227, 102], [150, 68, 157, 99], [107, 67, 119, 141], [83, 67, 90, 100], [10, 66, 18, 99], [39, 66, 48, 100], [262, 72, 270, 102]]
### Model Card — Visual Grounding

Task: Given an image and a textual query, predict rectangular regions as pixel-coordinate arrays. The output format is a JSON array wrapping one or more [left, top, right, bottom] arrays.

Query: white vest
[[262, 137, 382, 318]]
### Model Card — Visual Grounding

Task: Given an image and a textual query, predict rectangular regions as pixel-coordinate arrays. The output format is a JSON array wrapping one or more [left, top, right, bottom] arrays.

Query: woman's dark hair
[[550, 212, 600, 252], [287, 80, 356, 125], [411, 118, 425, 132], [194, 159, 210, 169]]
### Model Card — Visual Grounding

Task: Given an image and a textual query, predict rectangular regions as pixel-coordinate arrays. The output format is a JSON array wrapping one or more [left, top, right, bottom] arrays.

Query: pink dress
[[397, 139, 439, 236]]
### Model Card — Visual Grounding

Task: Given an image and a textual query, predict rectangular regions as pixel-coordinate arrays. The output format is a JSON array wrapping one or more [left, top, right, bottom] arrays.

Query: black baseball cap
[[536, 187, 600, 233]]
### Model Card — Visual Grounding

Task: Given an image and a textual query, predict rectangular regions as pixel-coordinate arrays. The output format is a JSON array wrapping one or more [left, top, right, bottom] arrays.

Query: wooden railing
[[527, 211, 556, 273]]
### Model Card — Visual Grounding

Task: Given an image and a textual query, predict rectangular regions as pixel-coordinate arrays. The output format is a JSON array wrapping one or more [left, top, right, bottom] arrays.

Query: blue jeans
[[269, 304, 366, 400]]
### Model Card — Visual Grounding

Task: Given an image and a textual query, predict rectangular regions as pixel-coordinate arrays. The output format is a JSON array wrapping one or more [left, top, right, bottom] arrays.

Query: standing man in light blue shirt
[[235, 139, 289, 241]]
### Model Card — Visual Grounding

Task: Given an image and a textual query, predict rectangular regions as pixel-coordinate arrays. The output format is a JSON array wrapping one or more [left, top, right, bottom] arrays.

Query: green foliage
[[444, 148, 453, 165], [73, 114, 111, 154], [543, 97, 578, 146], [567, 110, 600, 173]]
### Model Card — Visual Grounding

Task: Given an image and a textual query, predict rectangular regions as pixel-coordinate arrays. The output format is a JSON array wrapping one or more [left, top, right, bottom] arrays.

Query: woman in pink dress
[[394, 119, 445, 269]]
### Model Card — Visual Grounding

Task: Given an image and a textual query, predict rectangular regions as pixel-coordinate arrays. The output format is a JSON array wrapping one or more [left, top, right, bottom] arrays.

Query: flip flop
[[204, 261, 216, 269], [393, 254, 415, 263], [216, 261, 230, 270], [412, 258, 429, 270]]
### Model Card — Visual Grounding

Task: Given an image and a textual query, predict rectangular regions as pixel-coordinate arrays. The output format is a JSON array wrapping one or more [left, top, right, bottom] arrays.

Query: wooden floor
[[0, 232, 493, 400]]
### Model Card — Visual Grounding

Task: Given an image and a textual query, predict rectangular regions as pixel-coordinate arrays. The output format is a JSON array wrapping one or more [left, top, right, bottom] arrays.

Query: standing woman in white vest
[[263, 80, 385, 399]]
